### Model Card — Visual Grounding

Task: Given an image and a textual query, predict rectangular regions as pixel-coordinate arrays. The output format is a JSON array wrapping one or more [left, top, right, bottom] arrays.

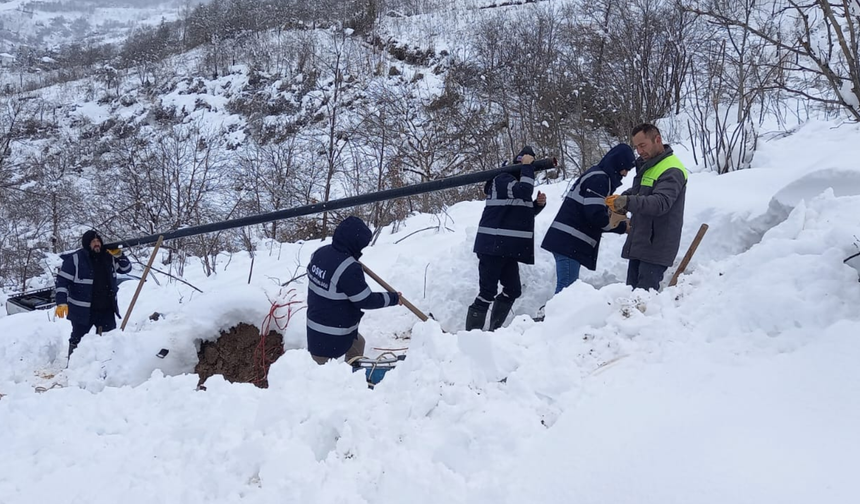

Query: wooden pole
[[360, 262, 429, 322], [121, 235, 164, 331], [668, 224, 709, 287]]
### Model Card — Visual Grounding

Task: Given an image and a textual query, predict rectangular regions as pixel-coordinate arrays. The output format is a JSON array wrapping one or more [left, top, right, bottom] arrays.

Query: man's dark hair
[[631, 123, 661, 139]]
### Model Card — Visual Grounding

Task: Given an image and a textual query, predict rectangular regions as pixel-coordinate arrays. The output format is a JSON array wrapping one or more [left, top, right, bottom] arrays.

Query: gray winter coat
[[621, 146, 687, 267]]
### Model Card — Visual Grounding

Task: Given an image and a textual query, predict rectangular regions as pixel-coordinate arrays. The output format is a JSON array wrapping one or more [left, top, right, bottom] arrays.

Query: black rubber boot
[[66, 341, 77, 368], [489, 295, 515, 331], [465, 303, 489, 331]]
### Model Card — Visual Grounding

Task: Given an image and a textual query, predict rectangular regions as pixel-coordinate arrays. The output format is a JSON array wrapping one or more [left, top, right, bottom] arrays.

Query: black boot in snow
[[66, 341, 78, 366], [465, 303, 489, 331], [488, 295, 515, 331]]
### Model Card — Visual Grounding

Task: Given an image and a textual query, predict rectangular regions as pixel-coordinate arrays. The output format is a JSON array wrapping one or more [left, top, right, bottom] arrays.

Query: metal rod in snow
[[104, 158, 557, 249]]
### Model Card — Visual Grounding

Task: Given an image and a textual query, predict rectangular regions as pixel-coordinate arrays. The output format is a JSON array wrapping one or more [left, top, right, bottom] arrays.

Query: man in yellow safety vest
[[606, 123, 688, 291]]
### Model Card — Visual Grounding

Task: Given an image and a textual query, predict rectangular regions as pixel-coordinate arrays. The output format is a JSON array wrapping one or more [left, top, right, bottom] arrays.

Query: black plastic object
[[104, 158, 557, 249]]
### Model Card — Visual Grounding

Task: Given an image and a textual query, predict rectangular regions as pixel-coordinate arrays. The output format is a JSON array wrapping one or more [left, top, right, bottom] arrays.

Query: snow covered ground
[[1, 118, 860, 503]]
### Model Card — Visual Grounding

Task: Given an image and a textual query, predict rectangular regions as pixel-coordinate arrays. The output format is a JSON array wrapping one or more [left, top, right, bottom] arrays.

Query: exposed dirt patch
[[195, 322, 284, 389]]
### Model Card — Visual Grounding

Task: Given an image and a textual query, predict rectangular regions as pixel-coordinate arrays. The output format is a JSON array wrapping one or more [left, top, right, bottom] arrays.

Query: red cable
[[253, 289, 305, 387]]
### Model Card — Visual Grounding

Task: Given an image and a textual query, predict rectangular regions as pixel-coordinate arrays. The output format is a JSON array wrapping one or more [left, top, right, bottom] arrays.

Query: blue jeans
[[553, 253, 582, 294]]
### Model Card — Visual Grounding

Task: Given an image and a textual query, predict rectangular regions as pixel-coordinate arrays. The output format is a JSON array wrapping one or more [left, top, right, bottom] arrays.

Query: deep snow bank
[[1, 119, 860, 504]]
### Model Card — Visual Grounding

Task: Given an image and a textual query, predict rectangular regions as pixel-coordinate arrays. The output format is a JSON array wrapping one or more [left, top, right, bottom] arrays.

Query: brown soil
[[195, 322, 284, 389]]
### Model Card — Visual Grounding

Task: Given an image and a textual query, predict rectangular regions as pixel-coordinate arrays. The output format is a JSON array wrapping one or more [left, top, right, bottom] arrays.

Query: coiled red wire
[[253, 289, 305, 387]]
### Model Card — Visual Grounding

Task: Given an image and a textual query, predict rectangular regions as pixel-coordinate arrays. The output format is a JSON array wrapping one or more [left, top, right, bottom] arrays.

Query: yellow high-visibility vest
[[641, 154, 688, 187]]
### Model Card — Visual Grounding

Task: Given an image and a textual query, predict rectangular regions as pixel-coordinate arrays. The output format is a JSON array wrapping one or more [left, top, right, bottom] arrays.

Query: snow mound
[[772, 168, 860, 208]]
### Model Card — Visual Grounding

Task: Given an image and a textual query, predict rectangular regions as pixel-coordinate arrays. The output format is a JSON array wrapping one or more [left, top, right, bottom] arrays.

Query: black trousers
[[474, 254, 521, 308], [626, 259, 668, 291], [70, 310, 117, 346]]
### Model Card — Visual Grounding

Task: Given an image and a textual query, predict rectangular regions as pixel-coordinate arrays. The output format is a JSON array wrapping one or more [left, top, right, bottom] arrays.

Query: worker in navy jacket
[[306, 216, 402, 364], [541, 144, 635, 293], [55, 230, 132, 358], [466, 146, 547, 331]]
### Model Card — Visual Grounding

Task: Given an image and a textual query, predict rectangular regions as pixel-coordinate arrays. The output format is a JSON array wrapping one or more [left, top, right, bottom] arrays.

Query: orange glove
[[55, 304, 68, 318], [107, 248, 123, 257], [605, 194, 628, 213]]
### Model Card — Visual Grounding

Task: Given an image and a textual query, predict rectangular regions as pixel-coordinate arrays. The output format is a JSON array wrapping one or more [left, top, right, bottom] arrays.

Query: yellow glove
[[107, 248, 123, 257], [55, 304, 68, 318], [605, 194, 628, 214]]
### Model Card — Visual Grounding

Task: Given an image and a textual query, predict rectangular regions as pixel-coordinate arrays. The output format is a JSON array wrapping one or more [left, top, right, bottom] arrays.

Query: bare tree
[[348, 81, 398, 230], [462, 1, 694, 176], [119, 21, 176, 87], [685, 0, 860, 121], [94, 123, 229, 272], [563, 0, 693, 138], [305, 28, 360, 236], [234, 134, 316, 241], [26, 137, 87, 253], [0, 98, 27, 194], [680, 0, 782, 172]]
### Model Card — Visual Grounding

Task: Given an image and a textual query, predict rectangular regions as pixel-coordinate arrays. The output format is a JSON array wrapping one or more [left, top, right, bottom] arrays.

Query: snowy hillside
[[1, 117, 859, 503], [0, 0, 188, 49]]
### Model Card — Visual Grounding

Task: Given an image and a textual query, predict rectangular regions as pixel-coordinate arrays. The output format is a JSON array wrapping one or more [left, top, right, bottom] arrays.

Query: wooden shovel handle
[[360, 262, 429, 322], [668, 224, 709, 287], [121, 235, 164, 331]]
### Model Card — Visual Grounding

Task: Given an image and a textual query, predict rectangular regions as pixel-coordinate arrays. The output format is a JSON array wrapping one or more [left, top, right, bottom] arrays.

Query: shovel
[[360, 262, 429, 322]]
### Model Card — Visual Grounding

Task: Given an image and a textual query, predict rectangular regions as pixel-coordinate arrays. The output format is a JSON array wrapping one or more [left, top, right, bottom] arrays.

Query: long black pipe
[[105, 158, 557, 249]]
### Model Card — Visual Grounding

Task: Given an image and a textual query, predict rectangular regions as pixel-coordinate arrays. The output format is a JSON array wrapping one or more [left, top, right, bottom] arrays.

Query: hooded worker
[[541, 144, 635, 294], [466, 146, 547, 332], [305, 216, 402, 365], [55, 230, 132, 358]]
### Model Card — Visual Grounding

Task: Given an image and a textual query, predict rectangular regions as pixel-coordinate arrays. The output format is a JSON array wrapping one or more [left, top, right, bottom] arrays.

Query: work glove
[[535, 191, 546, 206], [605, 194, 628, 213], [55, 304, 68, 318], [519, 154, 535, 165], [609, 210, 628, 229], [107, 248, 123, 258]]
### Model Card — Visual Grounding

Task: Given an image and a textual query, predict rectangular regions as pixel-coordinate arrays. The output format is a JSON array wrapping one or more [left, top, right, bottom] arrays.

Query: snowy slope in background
[[0, 0, 187, 50], [1, 119, 859, 503]]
